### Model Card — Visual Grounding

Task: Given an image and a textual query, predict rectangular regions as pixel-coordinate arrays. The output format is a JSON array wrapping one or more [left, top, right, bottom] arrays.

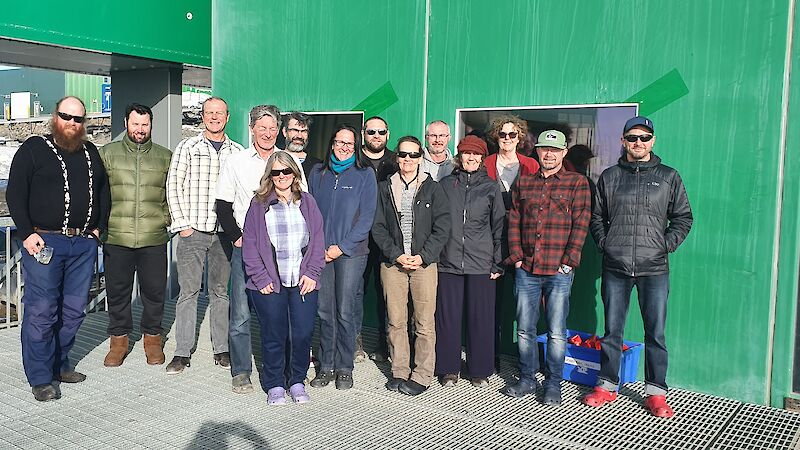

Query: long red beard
[[51, 119, 87, 152]]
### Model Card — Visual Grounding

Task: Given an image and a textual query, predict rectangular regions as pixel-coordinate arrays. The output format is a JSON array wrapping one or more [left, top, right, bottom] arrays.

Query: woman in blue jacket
[[308, 124, 377, 390], [242, 152, 325, 405]]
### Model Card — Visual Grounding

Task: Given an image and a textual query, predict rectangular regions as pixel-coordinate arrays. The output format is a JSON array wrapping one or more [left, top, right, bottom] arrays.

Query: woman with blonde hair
[[242, 151, 325, 405]]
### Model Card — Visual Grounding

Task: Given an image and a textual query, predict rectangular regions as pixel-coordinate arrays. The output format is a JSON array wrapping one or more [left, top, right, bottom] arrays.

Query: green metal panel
[[214, 0, 798, 405], [1, 1, 210, 66], [63, 73, 105, 113]]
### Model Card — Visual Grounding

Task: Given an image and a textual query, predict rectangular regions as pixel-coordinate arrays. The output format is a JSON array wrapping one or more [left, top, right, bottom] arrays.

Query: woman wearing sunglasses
[[307, 124, 377, 390], [372, 136, 451, 396], [484, 115, 540, 211], [241, 152, 325, 405], [434, 135, 506, 389]]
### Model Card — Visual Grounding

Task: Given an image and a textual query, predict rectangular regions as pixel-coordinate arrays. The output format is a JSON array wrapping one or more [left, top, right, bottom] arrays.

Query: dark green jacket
[[100, 134, 171, 248]]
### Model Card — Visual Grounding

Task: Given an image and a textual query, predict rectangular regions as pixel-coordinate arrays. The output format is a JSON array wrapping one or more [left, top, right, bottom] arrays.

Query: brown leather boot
[[104, 335, 128, 367], [143, 334, 165, 365]]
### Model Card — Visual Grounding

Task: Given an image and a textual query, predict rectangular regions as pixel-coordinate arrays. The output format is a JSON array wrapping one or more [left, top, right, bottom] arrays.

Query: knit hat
[[457, 135, 488, 156]]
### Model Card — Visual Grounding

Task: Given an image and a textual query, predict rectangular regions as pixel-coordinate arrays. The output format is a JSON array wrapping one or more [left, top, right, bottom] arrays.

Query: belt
[[34, 227, 85, 238]]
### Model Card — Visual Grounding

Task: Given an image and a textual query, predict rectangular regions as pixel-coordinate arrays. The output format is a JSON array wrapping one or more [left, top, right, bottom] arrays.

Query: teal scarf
[[331, 154, 356, 174]]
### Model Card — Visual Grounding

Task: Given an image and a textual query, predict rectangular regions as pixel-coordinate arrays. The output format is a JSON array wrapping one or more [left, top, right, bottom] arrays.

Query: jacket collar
[[618, 152, 662, 172], [122, 133, 152, 153]]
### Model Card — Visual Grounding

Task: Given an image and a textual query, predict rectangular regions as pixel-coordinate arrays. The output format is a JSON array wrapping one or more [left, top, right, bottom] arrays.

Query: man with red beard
[[7, 96, 109, 401]]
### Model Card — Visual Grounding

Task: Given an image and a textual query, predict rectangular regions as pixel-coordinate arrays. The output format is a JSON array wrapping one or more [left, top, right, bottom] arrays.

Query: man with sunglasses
[[360, 116, 398, 183], [166, 97, 244, 375], [501, 130, 591, 405], [420, 120, 454, 182], [215, 104, 306, 393], [7, 96, 110, 401], [582, 116, 693, 418]]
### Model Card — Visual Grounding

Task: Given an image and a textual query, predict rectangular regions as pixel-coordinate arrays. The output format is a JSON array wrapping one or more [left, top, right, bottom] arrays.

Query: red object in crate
[[568, 335, 582, 346], [568, 333, 631, 351]]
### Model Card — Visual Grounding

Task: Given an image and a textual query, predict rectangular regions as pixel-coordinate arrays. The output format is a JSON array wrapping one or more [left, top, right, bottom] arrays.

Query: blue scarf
[[331, 154, 356, 174]]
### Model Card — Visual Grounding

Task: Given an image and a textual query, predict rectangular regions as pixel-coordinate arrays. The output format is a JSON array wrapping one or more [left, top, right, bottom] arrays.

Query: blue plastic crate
[[536, 329, 642, 389]]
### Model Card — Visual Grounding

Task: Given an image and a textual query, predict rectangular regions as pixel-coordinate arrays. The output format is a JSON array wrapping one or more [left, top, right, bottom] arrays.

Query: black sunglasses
[[498, 131, 518, 139], [57, 112, 86, 124], [397, 151, 422, 159], [270, 168, 294, 177], [624, 134, 653, 143], [366, 129, 388, 136]]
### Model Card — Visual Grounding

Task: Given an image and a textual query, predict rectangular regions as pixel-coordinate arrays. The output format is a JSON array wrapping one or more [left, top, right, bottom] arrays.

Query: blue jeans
[[228, 246, 252, 377], [514, 268, 574, 389], [250, 287, 318, 390], [317, 255, 368, 373], [598, 270, 669, 396], [20, 234, 98, 386]]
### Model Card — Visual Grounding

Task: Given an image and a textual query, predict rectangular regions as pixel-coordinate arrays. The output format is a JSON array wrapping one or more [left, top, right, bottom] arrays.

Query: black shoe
[[542, 387, 562, 406], [335, 372, 353, 390], [399, 380, 427, 396], [500, 379, 538, 398], [32, 384, 59, 402], [386, 377, 405, 392], [57, 371, 86, 383], [166, 356, 191, 374], [214, 352, 231, 368], [310, 369, 335, 388]]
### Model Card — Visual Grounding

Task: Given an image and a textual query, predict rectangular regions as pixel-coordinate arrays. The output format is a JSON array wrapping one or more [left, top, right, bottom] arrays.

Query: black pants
[[104, 244, 167, 336]]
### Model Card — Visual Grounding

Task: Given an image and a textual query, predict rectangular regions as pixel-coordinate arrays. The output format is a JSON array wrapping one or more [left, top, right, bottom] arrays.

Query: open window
[[455, 103, 638, 183]]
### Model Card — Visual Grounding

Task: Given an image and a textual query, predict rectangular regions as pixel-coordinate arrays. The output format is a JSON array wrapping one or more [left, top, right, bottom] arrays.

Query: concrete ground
[[1, 296, 799, 450]]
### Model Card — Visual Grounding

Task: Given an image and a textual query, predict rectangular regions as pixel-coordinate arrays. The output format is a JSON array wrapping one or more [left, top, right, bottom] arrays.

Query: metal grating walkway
[[1, 296, 799, 450]]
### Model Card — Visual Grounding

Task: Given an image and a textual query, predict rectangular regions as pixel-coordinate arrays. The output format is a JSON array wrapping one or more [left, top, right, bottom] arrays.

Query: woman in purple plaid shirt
[[242, 152, 325, 405]]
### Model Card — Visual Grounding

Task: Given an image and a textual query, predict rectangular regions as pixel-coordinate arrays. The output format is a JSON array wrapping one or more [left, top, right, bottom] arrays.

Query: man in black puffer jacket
[[582, 116, 692, 418]]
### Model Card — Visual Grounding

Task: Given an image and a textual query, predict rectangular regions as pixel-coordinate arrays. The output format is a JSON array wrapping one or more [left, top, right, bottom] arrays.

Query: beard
[[51, 119, 87, 152], [128, 130, 151, 144], [364, 139, 386, 154], [286, 139, 307, 153]]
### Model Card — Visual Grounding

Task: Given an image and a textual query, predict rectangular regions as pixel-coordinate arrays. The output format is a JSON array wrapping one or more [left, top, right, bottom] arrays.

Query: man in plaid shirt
[[500, 129, 591, 405], [166, 97, 244, 374]]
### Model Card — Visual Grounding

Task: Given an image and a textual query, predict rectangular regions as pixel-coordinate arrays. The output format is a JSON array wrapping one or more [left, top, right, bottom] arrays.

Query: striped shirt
[[265, 200, 309, 287], [167, 132, 244, 233]]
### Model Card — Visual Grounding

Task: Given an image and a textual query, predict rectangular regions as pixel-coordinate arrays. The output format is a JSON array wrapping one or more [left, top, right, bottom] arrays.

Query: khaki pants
[[381, 263, 438, 386]]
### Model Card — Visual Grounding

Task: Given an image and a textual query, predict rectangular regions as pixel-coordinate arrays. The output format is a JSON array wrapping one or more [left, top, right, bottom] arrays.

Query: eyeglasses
[[397, 151, 422, 159], [334, 140, 355, 149], [286, 127, 309, 134], [57, 112, 86, 124], [498, 131, 518, 139], [623, 134, 654, 143], [426, 133, 450, 139], [365, 129, 388, 136], [270, 168, 294, 177]]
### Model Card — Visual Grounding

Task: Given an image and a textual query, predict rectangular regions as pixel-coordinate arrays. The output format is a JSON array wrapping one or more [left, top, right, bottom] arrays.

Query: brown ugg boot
[[104, 335, 128, 367], [143, 334, 165, 365]]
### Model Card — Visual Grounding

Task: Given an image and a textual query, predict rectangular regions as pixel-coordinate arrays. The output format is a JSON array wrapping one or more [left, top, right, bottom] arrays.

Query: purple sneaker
[[267, 387, 287, 405], [289, 383, 311, 404]]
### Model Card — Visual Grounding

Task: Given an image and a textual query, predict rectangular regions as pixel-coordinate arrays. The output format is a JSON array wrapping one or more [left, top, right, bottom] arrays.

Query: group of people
[[9, 96, 692, 418]]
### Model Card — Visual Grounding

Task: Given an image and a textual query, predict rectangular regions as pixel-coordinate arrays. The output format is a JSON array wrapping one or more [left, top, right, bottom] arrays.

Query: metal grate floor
[[0, 295, 799, 449]]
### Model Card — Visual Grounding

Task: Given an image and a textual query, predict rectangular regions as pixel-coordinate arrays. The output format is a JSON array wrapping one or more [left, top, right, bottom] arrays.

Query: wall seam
[[421, 0, 430, 136]]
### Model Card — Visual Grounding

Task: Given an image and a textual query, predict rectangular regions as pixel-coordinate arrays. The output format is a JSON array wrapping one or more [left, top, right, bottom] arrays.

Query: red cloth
[[483, 153, 539, 180]]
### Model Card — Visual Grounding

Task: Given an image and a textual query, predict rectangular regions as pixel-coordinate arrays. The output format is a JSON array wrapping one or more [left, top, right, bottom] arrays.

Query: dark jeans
[[598, 270, 669, 396], [104, 244, 167, 336], [434, 273, 496, 378], [250, 287, 318, 390], [228, 246, 252, 377], [317, 255, 368, 374], [20, 234, 97, 386], [514, 268, 574, 388], [356, 237, 387, 352]]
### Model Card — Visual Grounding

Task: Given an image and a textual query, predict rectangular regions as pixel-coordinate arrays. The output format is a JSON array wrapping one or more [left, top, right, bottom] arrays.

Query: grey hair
[[425, 120, 450, 135], [249, 104, 282, 129]]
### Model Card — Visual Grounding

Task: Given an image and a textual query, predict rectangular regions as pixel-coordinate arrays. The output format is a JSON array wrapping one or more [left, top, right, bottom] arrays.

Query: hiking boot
[[143, 334, 165, 365], [166, 356, 191, 374], [103, 335, 128, 367], [57, 371, 86, 383], [213, 352, 230, 368], [310, 369, 335, 388], [32, 384, 59, 402], [232, 373, 254, 394], [335, 372, 353, 390], [289, 383, 310, 404]]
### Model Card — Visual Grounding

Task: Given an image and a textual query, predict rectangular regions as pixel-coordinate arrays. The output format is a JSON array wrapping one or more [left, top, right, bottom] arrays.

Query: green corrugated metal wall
[[214, 0, 800, 407], [64, 73, 106, 113]]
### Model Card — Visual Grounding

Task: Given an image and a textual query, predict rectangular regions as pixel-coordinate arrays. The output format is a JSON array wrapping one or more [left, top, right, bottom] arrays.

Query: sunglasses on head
[[397, 151, 422, 159], [366, 129, 388, 136], [623, 134, 654, 143], [270, 168, 294, 177], [498, 131, 518, 139], [57, 112, 86, 124]]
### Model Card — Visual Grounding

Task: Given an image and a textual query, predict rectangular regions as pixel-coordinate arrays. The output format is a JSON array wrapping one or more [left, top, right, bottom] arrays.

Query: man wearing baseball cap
[[582, 116, 693, 417], [501, 130, 591, 405]]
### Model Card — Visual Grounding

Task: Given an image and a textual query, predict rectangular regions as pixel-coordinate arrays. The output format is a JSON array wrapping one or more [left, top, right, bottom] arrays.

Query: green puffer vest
[[100, 134, 172, 247]]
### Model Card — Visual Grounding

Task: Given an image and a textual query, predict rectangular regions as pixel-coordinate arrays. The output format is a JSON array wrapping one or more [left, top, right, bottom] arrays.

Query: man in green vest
[[100, 103, 172, 367]]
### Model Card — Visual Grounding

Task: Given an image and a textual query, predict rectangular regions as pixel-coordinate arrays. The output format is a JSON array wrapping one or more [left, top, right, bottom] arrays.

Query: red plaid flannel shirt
[[506, 167, 591, 275]]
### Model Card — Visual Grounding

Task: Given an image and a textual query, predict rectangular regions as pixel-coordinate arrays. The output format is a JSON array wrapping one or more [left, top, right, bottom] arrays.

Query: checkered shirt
[[507, 167, 591, 275], [265, 200, 309, 287]]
